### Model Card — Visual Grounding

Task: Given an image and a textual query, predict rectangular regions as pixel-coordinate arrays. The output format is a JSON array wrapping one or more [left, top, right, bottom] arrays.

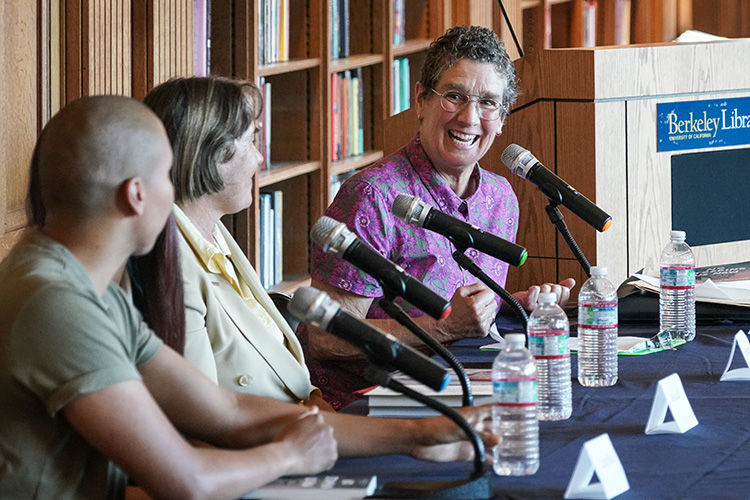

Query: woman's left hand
[[509, 278, 576, 313], [407, 404, 497, 463]]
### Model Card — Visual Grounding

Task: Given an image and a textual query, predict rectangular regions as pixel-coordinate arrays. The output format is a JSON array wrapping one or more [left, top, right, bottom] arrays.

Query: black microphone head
[[310, 216, 356, 255], [288, 286, 337, 329], [501, 144, 536, 179], [391, 194, 430, 227]]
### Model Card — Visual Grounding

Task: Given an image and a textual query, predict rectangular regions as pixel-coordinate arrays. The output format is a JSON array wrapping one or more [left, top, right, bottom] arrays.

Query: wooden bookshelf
[[203, 0, 446, 292]]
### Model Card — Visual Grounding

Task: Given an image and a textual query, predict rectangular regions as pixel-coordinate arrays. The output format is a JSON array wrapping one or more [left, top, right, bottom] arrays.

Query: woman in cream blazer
[[144, 76, 329, 409], [177, 212, 316, 403]]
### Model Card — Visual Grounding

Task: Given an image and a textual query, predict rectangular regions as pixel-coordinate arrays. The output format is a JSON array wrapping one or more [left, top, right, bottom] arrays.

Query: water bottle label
[[661, 266, 695, 289], [528, 331, 570, 359], [578, 303, 618, 328], [493, 378, 538, 406]]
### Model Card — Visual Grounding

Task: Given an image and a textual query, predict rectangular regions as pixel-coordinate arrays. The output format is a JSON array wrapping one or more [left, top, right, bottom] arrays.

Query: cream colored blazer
[[178, 222, 313, 403]]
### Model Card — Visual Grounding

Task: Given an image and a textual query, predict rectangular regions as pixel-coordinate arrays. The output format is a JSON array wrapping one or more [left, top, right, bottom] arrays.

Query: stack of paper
[[363, 369, 493, 418]]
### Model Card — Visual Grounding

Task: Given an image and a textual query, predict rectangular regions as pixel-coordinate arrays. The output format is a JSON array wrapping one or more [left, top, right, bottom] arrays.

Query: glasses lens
[[436, 89, 505, 121], [441, 91, 467, 112]]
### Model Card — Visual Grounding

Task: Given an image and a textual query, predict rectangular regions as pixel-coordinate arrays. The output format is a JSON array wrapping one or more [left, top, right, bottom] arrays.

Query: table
[[332, 321, 750, 499]]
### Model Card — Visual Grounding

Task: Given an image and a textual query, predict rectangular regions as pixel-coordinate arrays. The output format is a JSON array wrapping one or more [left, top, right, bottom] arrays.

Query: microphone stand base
[[373, 473, 490, 499]]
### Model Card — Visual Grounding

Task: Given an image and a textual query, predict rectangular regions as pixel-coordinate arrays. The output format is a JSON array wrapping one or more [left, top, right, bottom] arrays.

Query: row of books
[[331, 0, 350, 60], [258, 190, 283, 289], [535, 0, 630, 49], [258, 0, 290, 65], [331, 69, 364, 162], [257, 77, 272, 171], [581, 0, 631, 47], [392, 57, 410, 115]]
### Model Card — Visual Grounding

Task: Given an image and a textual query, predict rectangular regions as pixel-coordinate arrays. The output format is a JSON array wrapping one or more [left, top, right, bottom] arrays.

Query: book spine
[[341, 70, 349, 159], [192, 0, 208, 76], [331, 72, 340, 161], [263, 79, 272, 168], [272, 190, 283, 285], [392, 59, 400, 114], [259, 193, 271, 289], [340, 0, 349, 58], [400, 57, 410, 112]]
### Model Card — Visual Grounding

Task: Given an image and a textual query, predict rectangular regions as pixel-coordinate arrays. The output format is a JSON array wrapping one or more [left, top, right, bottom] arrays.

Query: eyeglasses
[[430, 88, 506, 121]]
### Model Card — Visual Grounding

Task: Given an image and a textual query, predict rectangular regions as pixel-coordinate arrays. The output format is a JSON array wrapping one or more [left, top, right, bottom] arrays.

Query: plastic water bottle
[[528, 292, 571, 421], [492, 333, 539, 476], [659, 230, 696, 341], [577, 266, 618, 387]]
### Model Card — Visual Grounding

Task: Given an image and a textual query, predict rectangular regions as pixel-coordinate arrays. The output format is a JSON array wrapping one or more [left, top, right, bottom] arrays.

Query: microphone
[[311, 216, 451, 320], [391, 194, 527, 267], [289, 286, 451, 392], [501, 144, 613, 232]]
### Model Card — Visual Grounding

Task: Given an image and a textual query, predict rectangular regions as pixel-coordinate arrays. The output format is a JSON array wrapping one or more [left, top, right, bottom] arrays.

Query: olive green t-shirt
[[0, 229, 163, 499]]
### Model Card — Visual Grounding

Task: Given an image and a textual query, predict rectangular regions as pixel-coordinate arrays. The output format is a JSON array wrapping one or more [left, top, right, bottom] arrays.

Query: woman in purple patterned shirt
[[302, 26, 576, 410]]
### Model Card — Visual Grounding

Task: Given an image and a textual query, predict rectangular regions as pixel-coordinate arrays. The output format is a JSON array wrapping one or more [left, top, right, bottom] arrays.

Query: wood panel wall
[[0, 0, 195, 261], [151, 0, 193, 87], [88, 0, 131, 95], [1, 1, 39, 258]]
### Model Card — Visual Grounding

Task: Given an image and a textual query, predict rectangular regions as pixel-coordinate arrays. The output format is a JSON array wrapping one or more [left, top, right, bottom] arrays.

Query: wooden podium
[[483, 40, 750, 295]]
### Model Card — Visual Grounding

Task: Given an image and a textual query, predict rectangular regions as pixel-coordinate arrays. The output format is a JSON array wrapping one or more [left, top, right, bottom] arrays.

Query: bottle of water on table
[[528, 292, 571, 421], [578, 266, 618, 387], [660, 230, 696, 341], [492, 333, 539, 476]]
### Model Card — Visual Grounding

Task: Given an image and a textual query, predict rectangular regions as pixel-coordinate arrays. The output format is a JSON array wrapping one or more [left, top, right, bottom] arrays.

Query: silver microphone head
[[310, 216, 357, 254], [391, 193, 430, 227], [288, 286, 338, 330], [501, 144, 537, 179]]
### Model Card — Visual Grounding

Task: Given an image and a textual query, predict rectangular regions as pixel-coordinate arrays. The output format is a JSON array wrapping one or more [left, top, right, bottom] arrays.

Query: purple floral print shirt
[[299, 134, 519, 409]]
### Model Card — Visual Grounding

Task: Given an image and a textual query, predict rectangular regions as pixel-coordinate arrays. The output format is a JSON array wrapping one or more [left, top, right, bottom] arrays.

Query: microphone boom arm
[[451, 249, 529, 332], [544, 202, 591, 278]]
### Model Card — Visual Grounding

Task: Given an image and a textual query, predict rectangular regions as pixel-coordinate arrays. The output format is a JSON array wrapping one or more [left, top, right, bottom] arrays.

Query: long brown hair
[[128, 215, 186, 354]]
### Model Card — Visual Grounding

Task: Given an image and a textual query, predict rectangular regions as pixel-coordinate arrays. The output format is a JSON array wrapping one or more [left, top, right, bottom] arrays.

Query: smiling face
[[416, 59, 506, 183]]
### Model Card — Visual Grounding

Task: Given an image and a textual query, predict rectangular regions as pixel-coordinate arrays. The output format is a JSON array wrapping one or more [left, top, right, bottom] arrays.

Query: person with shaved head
[[0, 96, 497, 500]]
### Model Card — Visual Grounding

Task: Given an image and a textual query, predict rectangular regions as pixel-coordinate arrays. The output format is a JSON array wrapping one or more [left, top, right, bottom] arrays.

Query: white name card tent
[[720, 330, 750, 381], [645, 373, 699, 434], [564, 434, 630, 500]]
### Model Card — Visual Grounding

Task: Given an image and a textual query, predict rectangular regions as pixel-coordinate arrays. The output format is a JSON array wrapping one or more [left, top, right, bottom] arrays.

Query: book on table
[[361, 368, 494, 418], [631, 261, 750, 307], [242, 474, 377, 499]]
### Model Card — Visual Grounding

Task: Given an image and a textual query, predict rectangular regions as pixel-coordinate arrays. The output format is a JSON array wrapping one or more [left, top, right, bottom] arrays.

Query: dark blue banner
[[657, 96, 750, 152]]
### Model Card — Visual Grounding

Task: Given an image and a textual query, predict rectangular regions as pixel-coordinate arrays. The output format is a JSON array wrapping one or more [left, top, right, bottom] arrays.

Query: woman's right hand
[[273, 407, 338, 476], [438, 283, 497, 340]]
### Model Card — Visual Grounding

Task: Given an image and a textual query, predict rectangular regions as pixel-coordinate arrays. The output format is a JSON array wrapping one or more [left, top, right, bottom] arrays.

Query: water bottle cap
[[538, 292, 557, 305], [590, 266, 608, 277], [670, 230, 686, 241], [505, 333, 526, 347]]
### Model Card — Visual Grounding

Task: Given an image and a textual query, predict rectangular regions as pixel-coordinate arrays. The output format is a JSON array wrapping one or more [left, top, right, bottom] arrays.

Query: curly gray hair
[[419, 25, 518, 112]]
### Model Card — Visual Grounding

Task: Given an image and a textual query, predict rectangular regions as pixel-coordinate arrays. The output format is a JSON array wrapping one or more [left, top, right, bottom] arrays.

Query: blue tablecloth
[[331, 321, 750, 499]]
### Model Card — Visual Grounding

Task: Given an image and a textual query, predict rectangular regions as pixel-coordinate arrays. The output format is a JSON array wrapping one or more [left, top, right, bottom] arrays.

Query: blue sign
[[657, 96, 750, 152]]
